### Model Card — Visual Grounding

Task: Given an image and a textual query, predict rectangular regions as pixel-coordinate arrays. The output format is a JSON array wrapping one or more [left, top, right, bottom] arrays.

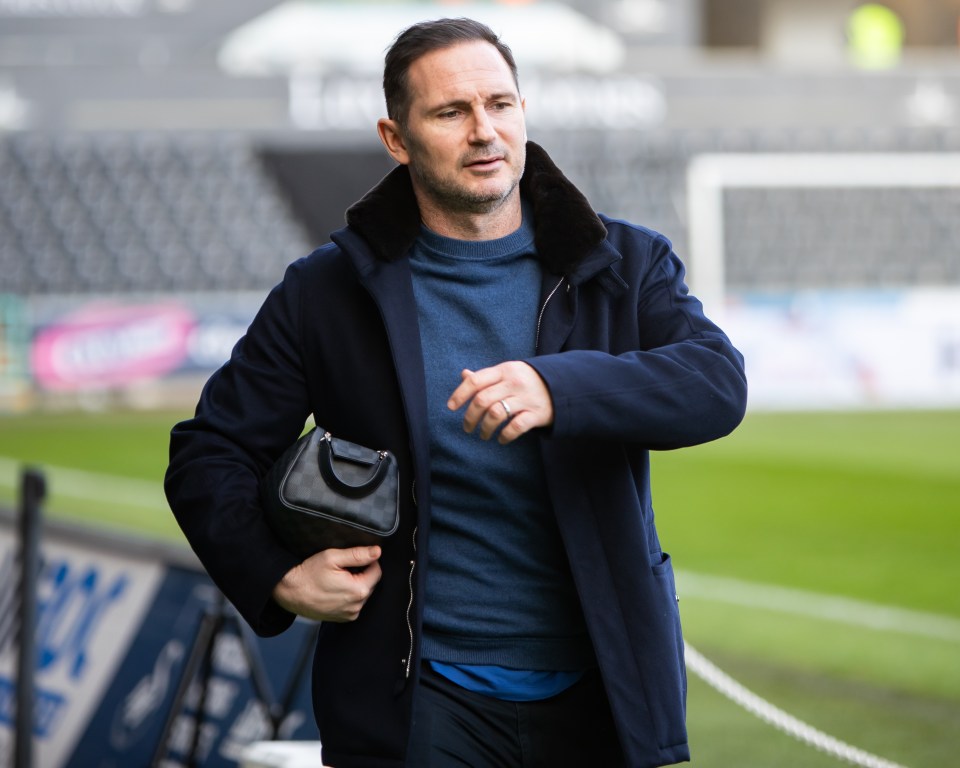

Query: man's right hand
[[272, 546, 383, 622]]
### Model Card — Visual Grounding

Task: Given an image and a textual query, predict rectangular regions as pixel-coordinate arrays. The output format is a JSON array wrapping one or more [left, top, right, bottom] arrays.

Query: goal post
[[685, 152, 960, 313]]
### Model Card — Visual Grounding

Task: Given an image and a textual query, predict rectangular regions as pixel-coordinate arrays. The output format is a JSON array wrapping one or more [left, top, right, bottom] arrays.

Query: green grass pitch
[[1, 407, 958, 766]]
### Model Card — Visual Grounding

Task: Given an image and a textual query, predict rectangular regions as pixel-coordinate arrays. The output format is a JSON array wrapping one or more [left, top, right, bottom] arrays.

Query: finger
[[457, 370, 513, 432], [472, 400, 517, 440], [463, 389, 510, 436], [447, 367, 500, 412], [446, 368, 477, 411], [325, 559, 382, 621], [496, 410, 534, 444], [326, 545, 381, 570], [341, 561, 383, 621], [357, 559, 383, 590]]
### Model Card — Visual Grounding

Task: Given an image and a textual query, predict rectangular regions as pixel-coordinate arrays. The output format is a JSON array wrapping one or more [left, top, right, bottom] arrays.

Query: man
[[165, 18, 747, 768]]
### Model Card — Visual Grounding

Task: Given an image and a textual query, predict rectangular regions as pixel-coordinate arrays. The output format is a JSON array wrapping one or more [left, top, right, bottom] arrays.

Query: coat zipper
[[403, 522, 417, 678], [404, 473, 418, 678], [535, 276, 566, 352]]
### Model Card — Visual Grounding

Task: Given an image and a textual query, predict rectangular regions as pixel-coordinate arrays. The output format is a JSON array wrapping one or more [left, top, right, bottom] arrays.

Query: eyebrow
[[429, 91, 519, 112]]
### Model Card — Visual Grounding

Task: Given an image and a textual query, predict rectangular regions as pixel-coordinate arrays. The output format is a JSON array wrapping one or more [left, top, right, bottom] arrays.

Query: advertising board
[[0, 517, 318, 768]]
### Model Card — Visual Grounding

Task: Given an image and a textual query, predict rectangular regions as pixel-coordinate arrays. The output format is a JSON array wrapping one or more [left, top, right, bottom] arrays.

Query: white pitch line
[[0, 456, 169, 512], [677, 570, 960, 643]]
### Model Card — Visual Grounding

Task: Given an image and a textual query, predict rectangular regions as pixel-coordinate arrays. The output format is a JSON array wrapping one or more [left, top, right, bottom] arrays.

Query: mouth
[[464, 155, 504, 170]]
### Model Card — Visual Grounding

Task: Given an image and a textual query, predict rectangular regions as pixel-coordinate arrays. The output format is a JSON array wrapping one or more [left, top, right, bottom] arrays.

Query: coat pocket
[[648, 551, 688, 748]]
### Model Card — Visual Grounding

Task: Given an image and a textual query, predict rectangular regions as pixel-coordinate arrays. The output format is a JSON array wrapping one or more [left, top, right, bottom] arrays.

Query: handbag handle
[[317, 433, 391, 499]]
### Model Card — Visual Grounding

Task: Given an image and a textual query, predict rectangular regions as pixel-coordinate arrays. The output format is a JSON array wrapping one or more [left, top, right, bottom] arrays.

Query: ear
[[377, 118, 410, 165], [521, 97, 528, 142]]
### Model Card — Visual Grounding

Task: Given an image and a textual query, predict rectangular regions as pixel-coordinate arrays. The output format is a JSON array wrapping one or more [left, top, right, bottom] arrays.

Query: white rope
[[684, 644, 910, 768]]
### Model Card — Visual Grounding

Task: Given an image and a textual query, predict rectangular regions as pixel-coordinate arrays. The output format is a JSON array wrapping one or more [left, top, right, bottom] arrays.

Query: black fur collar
[[344, 141, 607, 275]]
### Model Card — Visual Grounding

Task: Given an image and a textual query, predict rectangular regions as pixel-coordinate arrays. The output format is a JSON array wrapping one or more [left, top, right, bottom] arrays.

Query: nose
[[469, 107, 496, 144]]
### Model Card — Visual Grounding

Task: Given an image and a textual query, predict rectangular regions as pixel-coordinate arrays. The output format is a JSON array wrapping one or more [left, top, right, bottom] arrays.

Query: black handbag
[[260, 427, 400, 558]]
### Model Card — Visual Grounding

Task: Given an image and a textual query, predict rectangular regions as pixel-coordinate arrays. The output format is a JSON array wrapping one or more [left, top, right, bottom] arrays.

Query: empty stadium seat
[[2, 128, 960, 296]]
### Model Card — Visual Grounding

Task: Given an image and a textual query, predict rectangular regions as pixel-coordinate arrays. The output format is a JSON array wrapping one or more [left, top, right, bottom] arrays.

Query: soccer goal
[[685, 152, 960, 314]]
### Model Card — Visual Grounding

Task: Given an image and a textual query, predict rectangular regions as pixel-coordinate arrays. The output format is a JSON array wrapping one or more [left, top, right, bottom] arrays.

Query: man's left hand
[[447, 362, 554, 444]]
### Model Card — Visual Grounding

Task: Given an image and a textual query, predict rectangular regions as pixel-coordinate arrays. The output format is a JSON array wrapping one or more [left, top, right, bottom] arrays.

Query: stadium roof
[[217, 1, 626, 77]]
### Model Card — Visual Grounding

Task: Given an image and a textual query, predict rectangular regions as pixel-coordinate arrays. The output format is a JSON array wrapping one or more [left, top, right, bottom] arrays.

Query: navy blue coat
[[165, 142, 747, 768]]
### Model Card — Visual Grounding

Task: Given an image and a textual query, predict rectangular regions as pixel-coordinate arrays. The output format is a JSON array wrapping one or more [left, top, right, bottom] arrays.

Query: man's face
[[388, 41, 527, 217]]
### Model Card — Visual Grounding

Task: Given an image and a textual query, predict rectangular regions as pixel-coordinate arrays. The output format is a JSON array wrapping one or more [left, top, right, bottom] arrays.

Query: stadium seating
[[3, 126, 960, 295], [0, 133, 312, 295], [551, 126, 960, 290]]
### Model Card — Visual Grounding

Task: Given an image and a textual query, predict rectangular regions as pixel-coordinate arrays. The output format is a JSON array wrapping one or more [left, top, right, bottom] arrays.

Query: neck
[[416, 191, 523, 241]]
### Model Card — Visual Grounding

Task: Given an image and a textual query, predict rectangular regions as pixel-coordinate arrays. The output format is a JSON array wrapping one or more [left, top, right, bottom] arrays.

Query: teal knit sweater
[[409, 216, 592, 678]]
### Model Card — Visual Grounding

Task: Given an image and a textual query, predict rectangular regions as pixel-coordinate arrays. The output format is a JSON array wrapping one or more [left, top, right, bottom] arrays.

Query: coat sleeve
[[526, 233, 747, 450], [164, 259, 314, 636]]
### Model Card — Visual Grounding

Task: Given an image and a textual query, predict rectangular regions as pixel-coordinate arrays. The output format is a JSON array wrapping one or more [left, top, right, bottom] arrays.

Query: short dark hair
[[383, 17, 520, 124]]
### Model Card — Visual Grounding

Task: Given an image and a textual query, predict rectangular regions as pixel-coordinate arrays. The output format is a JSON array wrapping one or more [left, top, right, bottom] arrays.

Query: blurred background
[[0, 1, 958, 767], [2, 0, 960, 411]]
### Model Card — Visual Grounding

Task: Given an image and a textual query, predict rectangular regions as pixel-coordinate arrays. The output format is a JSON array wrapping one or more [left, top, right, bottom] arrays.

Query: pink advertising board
[[30, 302, 196, 392]]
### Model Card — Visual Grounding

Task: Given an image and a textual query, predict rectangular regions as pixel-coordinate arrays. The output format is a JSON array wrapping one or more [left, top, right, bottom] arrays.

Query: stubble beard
[[409, 142, 526, 217], [411, 162, 519, 216]]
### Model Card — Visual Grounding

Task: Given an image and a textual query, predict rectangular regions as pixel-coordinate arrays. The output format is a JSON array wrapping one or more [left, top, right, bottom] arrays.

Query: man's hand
[[447, 361, 554, 444], [272, 546, 382, 622]]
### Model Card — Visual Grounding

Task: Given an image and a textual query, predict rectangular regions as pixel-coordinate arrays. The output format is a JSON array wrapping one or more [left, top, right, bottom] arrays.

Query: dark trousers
[[406, 663, 626, 768]]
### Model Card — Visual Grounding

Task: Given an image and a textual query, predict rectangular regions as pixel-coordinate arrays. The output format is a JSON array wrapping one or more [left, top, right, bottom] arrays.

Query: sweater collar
[[344, 141, 609, 277]]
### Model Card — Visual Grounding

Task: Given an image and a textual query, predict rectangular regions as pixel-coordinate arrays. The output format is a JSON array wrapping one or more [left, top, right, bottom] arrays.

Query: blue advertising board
[[0, 516, 319, 768]]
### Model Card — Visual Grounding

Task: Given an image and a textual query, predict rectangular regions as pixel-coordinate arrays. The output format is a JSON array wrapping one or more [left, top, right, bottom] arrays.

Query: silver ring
[[499, 399, 512, 419]]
